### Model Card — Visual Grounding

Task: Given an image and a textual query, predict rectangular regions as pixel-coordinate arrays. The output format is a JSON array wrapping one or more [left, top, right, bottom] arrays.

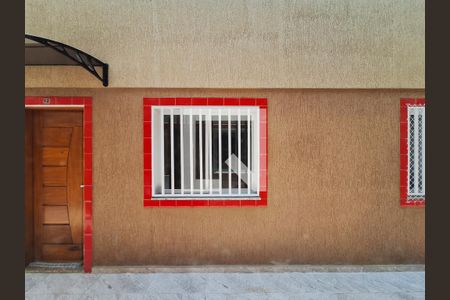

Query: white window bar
[[152, 106, 260, 198], [160, 109, 165, 195], [238, 110, 241, 194], [218, 111, 222, 194], [189, 112, 194, 194], [170, 109, 175, 195], [209, 109, 213, 195], [228, 110, 232, 195], [180, 110, 184, 194], [256, 107, 260, 194], [414, 108, 419, 195], [205, 113, 209, 193], [199, 113, 203, 194], [247, 109, 251, 194]]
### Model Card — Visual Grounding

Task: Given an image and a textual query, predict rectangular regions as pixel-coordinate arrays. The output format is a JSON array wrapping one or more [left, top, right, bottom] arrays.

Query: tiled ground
[[25, 271, 424, 300]]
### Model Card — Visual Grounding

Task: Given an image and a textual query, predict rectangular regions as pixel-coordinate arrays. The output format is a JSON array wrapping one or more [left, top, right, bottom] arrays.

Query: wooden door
[[33, 110, 83, 262]]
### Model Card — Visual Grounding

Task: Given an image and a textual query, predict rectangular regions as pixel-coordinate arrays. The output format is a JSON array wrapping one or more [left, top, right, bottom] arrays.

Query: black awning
[[25, 34, 109, 87]]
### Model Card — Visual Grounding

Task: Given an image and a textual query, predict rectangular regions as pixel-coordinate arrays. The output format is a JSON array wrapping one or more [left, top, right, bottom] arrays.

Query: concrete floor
[[25, 271, 424, 299]]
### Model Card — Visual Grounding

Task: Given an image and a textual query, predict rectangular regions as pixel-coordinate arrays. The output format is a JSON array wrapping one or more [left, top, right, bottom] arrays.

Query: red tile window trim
[[143, 97, 268, 207], [25, 96, 94, 272], [400, 98, 425, 208]]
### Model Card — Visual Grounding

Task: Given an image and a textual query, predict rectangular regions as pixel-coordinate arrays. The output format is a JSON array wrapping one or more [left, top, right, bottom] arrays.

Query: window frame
[[143, 98, 268, 207], [400, 98, 425, 207]]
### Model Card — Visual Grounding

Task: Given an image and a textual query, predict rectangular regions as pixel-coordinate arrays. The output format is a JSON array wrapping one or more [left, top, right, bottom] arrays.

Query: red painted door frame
[[25, 96, 93, 273]]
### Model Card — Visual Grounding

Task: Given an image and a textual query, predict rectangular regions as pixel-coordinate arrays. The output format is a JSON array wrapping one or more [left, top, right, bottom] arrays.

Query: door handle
[[80, 185, 85, 189]]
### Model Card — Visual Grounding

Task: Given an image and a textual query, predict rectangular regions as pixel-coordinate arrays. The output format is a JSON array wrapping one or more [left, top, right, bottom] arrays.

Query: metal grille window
[[407, 106, 425, 200], [152, 106, 260, 198], [400, 98, 425, 207]]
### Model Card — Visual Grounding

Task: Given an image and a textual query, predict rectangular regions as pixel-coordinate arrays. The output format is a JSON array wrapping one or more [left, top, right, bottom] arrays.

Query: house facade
[[25, 0, 425, 272]]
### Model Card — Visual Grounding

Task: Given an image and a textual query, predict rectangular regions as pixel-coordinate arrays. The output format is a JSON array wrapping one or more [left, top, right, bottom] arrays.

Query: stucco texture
[[25, 88, 425, 265], [25, 0, 424, 89]]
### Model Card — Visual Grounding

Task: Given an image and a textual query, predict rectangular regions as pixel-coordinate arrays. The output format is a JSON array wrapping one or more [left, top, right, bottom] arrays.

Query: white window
[[407, 106, 425, 199], [152, 106, 260, 198]]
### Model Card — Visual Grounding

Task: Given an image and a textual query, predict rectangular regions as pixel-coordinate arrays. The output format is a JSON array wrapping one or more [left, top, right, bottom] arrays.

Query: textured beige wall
[[25, 88, 425, 265], [25, 0, 424, 89]]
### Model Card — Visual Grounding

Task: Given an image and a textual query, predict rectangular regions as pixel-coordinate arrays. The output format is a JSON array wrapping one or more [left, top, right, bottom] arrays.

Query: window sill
[[400, 198, 425, 207], [144, 198, 267, 207]]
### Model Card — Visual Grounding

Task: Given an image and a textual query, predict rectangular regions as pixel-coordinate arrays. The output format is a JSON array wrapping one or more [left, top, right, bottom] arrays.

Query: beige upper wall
[[25, 0, 424, 89]]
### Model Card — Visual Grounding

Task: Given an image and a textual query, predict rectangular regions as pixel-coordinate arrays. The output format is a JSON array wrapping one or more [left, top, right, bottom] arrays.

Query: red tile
[[84, 234, 92, 252], [84, 137, 92, 154], [416, 98, 426, 105], [260, 155, 267, 171], [84, 122, 92, 138], [160, 98, 175, 105], [191, 199, 209, 206], [400, 98, 415, 108], [224, 98, 239, 106], [144, 106, 152, 122], [223, 199, 240, 206], [256, 198, 267, 206], [208, 98, 223, 105], [176, 200, 193, 206], [241, 199, 256, 206], [144, 170, 151, 185], [84, 97, 93, 106], [84, 153, 92, 170], [144, 122, 151, 138], [160, 200, 177, 206], [84, 106, 92, 121], [400, 154, 408, 170], [240, 98, 255, 105], [144, 98, 160, 105], [72, 97, 85, 105], [260, 170, 267, 191], [145, 199, 160, 207], [55, 97, 72, 105], [400, 138, 408, 155], [24, 97, 40, 105], [84, 200, 92, 219], [144, 153, 152, 170], [84, 218, 92, 234], [144, 138, 151, 154], [256, 98, 268, 106], [83, 250, 92, 273], [400, 107, 408, 123], [192, 98, 207, 105], [144, 185, 152, 199], [84, 186, 92, 201], [260, 128, 267, 141], [400, 186, 407, 199], [400, 170, 408, 188], [400, 122, 408, 139], [176, 98, 191, 105], [260, 138, 267, 156], [84, 170, 92, 185], [260, 108, 267, 123]]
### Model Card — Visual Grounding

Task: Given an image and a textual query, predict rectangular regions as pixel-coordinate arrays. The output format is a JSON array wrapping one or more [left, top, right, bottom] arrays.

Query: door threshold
[[26, 261, 83, 273]]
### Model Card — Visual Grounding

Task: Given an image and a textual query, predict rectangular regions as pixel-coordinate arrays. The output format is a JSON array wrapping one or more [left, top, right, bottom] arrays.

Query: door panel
[[41, 244, 82, 261], [41, 148, 69, 166], [41, 187, 67, 205], [42, 225, 73, 244], [43, 206, 70, 224], [33, 110, 83, 262]]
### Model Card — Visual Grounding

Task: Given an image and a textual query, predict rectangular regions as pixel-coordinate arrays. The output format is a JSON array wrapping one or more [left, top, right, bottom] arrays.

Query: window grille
[[407, 105, 425, 199], [152, 106, 260, 198]]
